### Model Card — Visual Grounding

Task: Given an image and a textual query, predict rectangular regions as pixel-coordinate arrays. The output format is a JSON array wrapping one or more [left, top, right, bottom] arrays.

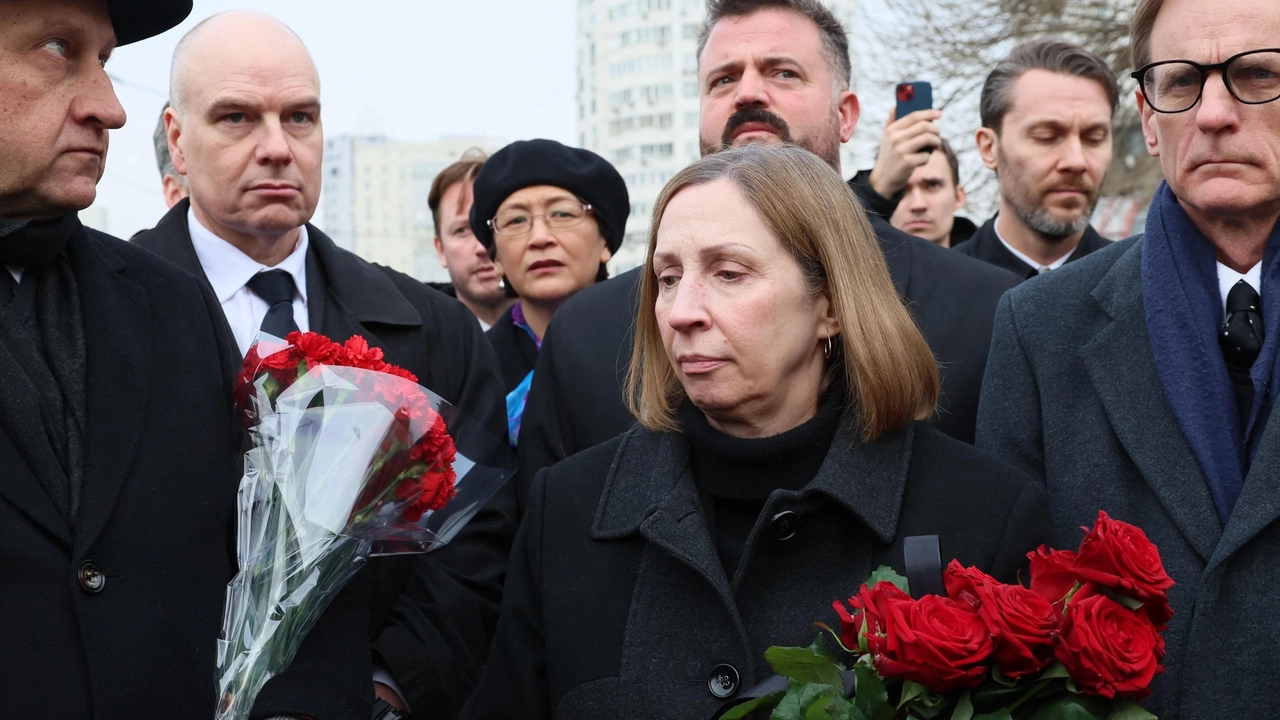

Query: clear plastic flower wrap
[[215, 332, 513, 720]]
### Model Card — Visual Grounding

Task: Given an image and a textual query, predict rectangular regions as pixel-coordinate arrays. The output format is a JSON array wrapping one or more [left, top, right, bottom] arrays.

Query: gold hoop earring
[[824, 335, 833, 359]]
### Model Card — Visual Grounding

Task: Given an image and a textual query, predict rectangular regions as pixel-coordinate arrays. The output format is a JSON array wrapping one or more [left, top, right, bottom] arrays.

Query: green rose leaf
[[971, 710, 1014, 720], [950, 691, 974, 720], [865, 565, 911, 595], [853, 660, 894, 720], [1027, 694, 1108, 720], [1038, 663, 1071, 681], [899, 680, 927, 708], [766, 646, 845, 687], [1107, 700, 1158, 720], [718, 692, 786, 720]]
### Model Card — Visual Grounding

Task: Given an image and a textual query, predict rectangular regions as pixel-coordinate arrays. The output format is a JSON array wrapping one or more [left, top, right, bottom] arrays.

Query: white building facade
[[322, 135, 504, 283], [577, 0, 861, 271]]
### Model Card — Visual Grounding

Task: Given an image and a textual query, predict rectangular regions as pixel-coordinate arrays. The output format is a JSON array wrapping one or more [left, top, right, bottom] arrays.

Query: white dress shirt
[[187, 208, 310, 356], [1217, 261, 1263, 320], [994, 214, 1077, 274]]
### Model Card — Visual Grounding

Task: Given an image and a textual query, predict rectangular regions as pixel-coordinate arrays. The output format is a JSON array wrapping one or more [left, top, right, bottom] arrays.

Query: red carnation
[[341, 335, 389, 372], [288, 330, 344, 365], [1055, 593, 1165, 701]]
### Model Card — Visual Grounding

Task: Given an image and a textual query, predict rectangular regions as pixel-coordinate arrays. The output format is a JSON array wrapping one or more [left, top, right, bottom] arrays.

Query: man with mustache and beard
[[954, 39, 1118, 279], [510, 0, 1021, 513]]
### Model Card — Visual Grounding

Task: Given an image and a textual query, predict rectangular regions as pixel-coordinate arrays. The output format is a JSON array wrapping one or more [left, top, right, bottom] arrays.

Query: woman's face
[[491, 185, 612, 306], [653, 179, 838, 437]]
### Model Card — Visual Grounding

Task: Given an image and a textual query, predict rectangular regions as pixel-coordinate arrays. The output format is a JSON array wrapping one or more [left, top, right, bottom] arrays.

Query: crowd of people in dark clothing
[[4, 0, 1280, 717]]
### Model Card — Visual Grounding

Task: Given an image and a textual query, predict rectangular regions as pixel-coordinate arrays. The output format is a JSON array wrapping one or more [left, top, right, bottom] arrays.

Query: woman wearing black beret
[[469, 139, 630, 443], [462, 144, 1051, 719]]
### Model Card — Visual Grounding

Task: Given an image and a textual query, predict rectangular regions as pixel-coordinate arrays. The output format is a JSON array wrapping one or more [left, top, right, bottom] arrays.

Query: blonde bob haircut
[[625, 143, 939, 443]]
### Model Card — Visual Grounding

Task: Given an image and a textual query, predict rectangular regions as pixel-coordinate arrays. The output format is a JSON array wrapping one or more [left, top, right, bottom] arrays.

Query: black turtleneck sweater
[[679, 390, 845, 579]]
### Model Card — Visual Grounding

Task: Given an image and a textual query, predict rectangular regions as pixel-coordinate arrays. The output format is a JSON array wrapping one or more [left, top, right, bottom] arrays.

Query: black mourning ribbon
[[246, 269, 300, 339]]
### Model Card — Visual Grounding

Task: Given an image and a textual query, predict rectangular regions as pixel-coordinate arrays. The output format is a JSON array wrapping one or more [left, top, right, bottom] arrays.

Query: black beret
[[108, 0, 193, 46], [469, 139, 630, 256]]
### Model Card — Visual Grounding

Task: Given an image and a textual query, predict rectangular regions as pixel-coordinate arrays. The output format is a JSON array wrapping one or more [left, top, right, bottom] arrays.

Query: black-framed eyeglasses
[[1132, 48, 1280, 114], [487, 201, 595, 239]]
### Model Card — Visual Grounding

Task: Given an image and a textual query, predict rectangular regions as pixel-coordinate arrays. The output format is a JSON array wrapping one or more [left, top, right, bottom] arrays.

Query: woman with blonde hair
[[464, 144, 1050, 719]]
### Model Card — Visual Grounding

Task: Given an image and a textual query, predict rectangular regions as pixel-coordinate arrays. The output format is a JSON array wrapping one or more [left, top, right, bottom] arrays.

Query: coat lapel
[[592, 429, 738, 616], [1211, 404, 1280, 572], [1081, 239, 1221, 561], [69, 232, 152, 552], [0, 429, 74, 544], [130, 199, 211, 284]]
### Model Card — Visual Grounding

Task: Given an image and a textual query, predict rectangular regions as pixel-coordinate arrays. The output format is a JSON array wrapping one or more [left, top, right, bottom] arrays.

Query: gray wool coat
[[978, 236, 1280, 719], [463, 412, 1051, 719]]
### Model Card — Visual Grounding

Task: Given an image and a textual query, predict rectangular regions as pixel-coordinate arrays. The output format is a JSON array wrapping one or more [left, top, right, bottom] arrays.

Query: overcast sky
[[88, 0, 579, 238]]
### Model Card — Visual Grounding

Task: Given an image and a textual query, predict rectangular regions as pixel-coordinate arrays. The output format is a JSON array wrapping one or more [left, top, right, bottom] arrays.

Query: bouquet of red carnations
[[718, 511, 1172, 720], [214, 331, 511, 720]]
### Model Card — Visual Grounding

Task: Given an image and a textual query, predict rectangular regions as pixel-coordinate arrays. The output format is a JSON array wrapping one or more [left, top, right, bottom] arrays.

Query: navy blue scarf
[[1142, 182, 1280, 523]]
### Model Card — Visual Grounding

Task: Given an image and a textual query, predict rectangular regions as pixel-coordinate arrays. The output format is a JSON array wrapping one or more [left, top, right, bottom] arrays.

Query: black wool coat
[[486, 304, 539, 394], [976, 237, 1280, 718], [516, 212, 1021, 511], [953, 216, 1112, 280], [133, 200, 516, 719], [465, 415, 1052, 719], [0, 222, 366, 718]]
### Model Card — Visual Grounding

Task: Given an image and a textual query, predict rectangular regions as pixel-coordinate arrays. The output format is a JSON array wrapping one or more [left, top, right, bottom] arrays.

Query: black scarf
[[0, 214, 87, 523]]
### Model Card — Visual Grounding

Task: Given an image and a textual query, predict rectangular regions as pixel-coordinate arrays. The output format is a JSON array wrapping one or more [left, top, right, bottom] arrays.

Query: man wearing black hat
[[0, 0, 367, 718], [515, 0, 1022, 508], [131, 11, 513, 719], [467, 139, 628, 445]]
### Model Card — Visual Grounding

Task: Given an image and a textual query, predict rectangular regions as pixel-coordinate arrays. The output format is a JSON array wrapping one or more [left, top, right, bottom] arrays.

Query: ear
[[1136, 88, 1160, 157], [815, 289, 840, 343], [955, 184, 967, 210], [600, 234, 614, 264], [165, 106, 187, 176], [838, 90, 861, 143], [433, 235, 448, 267], [975, 127, 999, 171]]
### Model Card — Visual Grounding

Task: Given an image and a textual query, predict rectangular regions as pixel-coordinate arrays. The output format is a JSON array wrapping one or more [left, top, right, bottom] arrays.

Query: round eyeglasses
[[1132, 48, 1280, 114], [487, 201, 595, 239]]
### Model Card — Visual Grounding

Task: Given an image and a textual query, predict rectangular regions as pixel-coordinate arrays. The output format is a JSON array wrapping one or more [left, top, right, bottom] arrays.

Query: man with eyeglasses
[[976, 0, 1280, 715]]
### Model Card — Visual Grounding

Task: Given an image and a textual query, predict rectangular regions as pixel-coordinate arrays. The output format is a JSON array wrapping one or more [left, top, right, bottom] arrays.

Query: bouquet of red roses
[[215, 331, 511, 720], [718, 511, 1172, 720]]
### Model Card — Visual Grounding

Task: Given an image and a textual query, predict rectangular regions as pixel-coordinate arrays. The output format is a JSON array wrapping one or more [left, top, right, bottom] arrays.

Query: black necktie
[[1221, 279, 1264, 371], [246, 270, 299, 339]]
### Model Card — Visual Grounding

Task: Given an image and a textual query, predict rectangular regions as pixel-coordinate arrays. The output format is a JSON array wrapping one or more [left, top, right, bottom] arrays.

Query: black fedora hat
[[109, 0, 193, 46]]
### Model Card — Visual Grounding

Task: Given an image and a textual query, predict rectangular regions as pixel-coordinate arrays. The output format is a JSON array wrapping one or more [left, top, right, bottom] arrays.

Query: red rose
[[1055, 593, 1165, 701], [943, 560, 1056, 678], [865, 585, 994, 693], [1074, 511, 1174, 603], [1028, 546, 1083, 608]]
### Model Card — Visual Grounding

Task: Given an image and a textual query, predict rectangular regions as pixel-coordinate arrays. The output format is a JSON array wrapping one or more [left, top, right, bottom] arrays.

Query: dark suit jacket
[[977, 236, 1280, 718], [953, 216, 1112, 280], [133, 200, 515, 719], [486, 305, 539, 394], [466, 416, 1051, 719], [515, 213, 1020, 509], [0, 221, 367, 719]]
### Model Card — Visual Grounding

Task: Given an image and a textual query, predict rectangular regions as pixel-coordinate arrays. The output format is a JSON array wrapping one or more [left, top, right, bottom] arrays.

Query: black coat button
[[770, 510, 799, 541], [708, 663, 739, 698], [78, 561, 105, 594]]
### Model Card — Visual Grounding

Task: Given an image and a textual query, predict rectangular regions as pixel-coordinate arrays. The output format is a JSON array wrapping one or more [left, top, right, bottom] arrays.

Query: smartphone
[[895, 81, 933, 118]]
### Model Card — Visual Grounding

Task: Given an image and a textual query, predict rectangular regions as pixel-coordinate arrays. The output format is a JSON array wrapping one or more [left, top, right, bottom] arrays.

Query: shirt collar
[[993, 213, 1077, 273], [1216, 260, 1263, 318], [187, 207, 309, 306]]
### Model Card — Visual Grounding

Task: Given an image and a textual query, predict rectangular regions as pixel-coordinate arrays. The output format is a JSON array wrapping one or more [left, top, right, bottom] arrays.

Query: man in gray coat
[[977, 0, 1280, 715]]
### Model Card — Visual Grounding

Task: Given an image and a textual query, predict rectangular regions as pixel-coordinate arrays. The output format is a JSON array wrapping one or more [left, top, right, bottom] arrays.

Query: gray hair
[[696, 0, 852, 90], [153, 103, 183, 184], [979, 38, 1119, 133]]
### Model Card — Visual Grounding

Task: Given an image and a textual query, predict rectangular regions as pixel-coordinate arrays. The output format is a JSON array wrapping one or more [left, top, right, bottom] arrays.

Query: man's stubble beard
[[700, 107, 843, 172], [997, 146, 1098, 244]]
